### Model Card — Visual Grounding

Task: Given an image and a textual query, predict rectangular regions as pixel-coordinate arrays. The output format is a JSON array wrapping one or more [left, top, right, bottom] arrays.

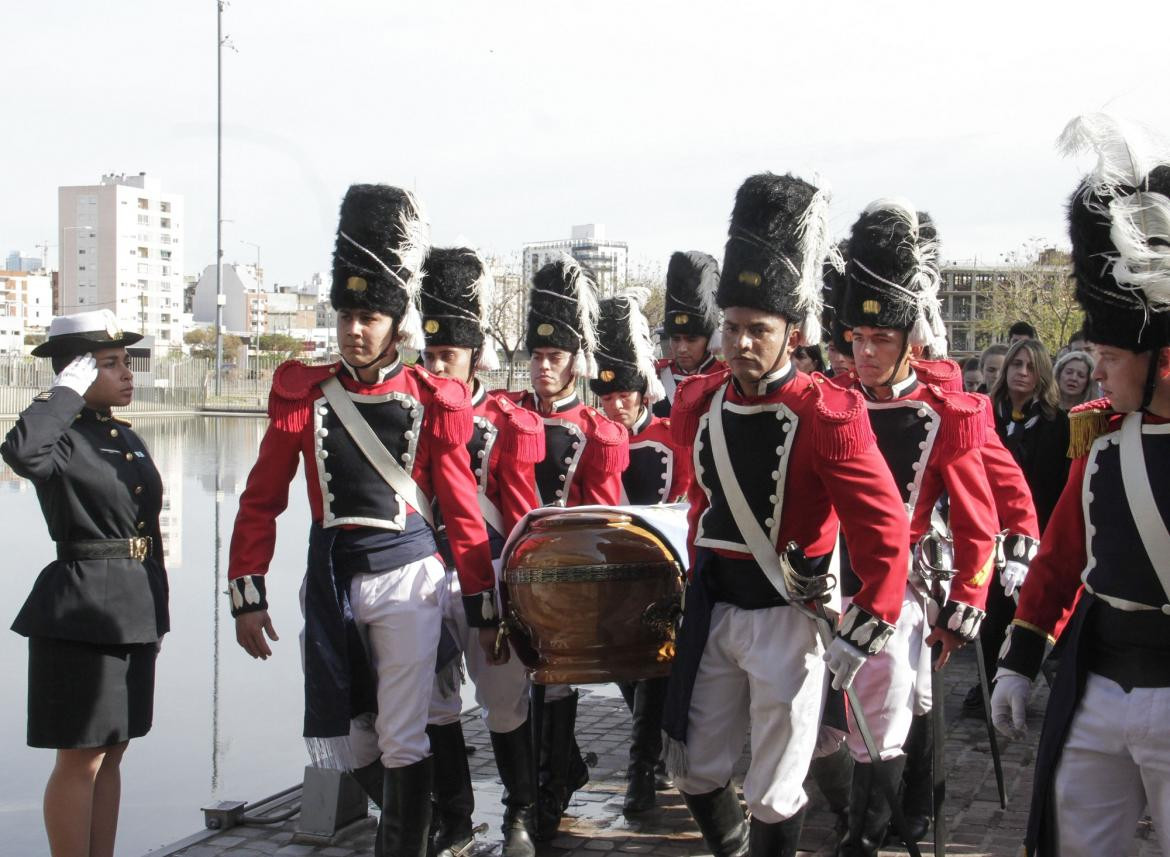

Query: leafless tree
[[970, 242, 1083, 353]]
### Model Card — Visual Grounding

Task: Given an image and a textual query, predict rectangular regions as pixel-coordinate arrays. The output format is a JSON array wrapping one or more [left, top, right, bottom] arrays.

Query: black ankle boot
[[351, 760, 386, 857], [426, 723, 475, 857], [888, 714, 931, 846], [490, 722, 537, 857], [681, 783, 749, 857], [536, 692, 589, 841], [383, 757, 434, 857], [624, 678, 668, 814], [810, 743, 853, 839], [748, 809, 805, 857], [836, 757, 906, 857]]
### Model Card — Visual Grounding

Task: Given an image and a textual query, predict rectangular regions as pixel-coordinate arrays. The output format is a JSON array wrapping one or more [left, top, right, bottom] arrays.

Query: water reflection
[[0, 415, 315, 857]]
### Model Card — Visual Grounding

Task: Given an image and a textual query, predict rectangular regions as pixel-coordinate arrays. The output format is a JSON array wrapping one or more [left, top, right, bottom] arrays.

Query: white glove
[[1000, 560, 1029, 598], [824, 636, 867, 692], [990, 670, 1031, 740], [53, 354, 98, 397]]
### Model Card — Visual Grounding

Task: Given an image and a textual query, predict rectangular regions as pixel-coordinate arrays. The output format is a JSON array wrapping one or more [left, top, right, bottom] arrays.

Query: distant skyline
[[5, 1, 1169, 287]]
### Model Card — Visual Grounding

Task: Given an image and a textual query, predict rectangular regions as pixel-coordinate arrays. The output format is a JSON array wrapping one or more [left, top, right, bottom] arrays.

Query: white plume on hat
[[1060, 113, 1170, 315]]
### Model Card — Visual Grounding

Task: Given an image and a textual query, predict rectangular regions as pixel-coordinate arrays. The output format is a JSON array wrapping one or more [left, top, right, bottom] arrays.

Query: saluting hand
[[53, 353, 98, 396], [236, 610, 280, 659]]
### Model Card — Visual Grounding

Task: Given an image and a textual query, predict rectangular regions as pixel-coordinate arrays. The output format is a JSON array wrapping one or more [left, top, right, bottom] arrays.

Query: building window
[[137, 214, 150, 225], [160, 218, 171, 229], [138, 198, 149, 209], [138, 247, 149, 258], [160, 201, 171, 213]]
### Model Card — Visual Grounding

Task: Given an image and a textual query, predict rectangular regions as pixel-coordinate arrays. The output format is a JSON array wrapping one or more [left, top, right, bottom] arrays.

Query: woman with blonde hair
[[1052, 349, 1096, 410], [990, 337, 1070, 529]]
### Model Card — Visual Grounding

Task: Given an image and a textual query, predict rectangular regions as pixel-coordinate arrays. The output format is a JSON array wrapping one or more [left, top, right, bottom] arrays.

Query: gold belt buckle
[[129, 537, 150, 561]]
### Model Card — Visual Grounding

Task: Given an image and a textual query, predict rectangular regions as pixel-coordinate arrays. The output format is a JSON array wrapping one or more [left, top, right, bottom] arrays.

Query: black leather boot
[[536, 692, 589, 840], [836, 757, 906, 857], [382, 757, 434, 857], [681, 783, 749, 857], [624, 677, 668, 814], [748, 809, 805, 857], [809, 743, 853, 839], [490, 722, 537, 857], [426, 723, 475, 857], [889, 714, 931, 846], [351, 760, 385, 857]]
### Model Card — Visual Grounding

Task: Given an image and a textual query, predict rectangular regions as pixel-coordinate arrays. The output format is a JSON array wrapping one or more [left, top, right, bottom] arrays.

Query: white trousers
[[843, 584, 930, 763], [672, 602, 827, 824], [1052, 673, 1170, 857], [428, 569, 531, 734], [343, 555, 446, 769]]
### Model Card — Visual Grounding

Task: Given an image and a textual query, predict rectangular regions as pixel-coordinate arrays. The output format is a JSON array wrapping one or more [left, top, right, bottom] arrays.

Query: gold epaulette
[[1067, 398, 1114, 459]]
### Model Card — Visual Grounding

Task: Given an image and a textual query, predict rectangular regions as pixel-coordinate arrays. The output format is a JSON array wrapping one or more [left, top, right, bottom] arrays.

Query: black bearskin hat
[[526, 254, 599, 377], [841, 199, 948, 354], [330, 184, 428, 349], [420, 247, 498, 370], [715, 173, 833, 343], [589, 289, 666, 401], [1061, 114, 1170, 352], [664, 251, 720, 339]]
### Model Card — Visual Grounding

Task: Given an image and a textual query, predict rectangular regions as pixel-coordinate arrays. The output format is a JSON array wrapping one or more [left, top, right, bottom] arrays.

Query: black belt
[[57, 537, 153, 562]]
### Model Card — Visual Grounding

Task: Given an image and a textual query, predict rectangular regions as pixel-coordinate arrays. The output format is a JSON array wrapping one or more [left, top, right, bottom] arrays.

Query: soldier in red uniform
[[653, 251, 724, 417], [834, 199, 999, 855], [497, 254, 628, 839], [588, 289, 692, 815], [662, 173, 911, 857], [911, 355, 1041, 723], [226, 186, 496, 857], [416, 247, 545, 857], [991, 113, 1170, 857]]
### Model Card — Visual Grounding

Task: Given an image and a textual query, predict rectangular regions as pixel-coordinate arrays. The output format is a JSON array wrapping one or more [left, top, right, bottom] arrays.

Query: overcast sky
[[4, 0, 1169, 286]]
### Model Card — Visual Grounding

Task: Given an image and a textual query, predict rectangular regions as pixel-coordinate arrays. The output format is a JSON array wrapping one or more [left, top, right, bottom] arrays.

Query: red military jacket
[[621, 407, 693, 504], [499, 389, 627, 507], [652, 354, 725, 418], [913, 359, 1040, 542], [468, 381, 544, 539], [671, 364, 910, 643], [1000, 401, 1170, 677], [228, 358, 496, 621], [831, 367, 999, 624]]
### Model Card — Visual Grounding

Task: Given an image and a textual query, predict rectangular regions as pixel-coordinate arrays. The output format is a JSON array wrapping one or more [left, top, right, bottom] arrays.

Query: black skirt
[[27, 636, 157, 749]]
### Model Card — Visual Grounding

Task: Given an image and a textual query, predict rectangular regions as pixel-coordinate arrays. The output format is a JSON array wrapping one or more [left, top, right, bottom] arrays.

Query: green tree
[[257, 333, 304, 359], [970, 243, 1084, 353], [185, 326, 242, 362]]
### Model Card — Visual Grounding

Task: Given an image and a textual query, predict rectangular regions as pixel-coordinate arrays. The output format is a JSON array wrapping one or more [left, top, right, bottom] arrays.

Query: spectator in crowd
[[961, 356, 982, 392], [1053, 349, 1097, 411], [977, 343, 1009, 394], [1008, 320, 1038, 344], [791, 343, 826, 374], [991, 338, 1070, 529], [1058, 328, 1088, 358]]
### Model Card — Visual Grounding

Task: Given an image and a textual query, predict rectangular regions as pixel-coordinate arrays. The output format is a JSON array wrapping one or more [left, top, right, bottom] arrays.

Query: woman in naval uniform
[[2, 309, 168, 857]]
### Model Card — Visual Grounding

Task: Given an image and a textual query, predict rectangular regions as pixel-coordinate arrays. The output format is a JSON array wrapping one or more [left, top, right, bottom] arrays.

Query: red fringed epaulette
[[808, 374, 876, 461], [492, 393, 546, 464], [490, 388, 528, 407], [654, 357, 672, 371], [1068, 397, 1115, 459], [581, 409, 630, 473], [268, 360, 338, 433], [925, 386, 987, 453], [413, 367, 473, 447], [912, 358, 963, 394], [670, 368, 730, 447], [825, 369, 856, 390]]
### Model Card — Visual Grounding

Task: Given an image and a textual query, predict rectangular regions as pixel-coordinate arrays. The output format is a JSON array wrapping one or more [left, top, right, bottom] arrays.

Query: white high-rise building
[[523, 224, 629, 297], [58, 173, 185, 350]]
